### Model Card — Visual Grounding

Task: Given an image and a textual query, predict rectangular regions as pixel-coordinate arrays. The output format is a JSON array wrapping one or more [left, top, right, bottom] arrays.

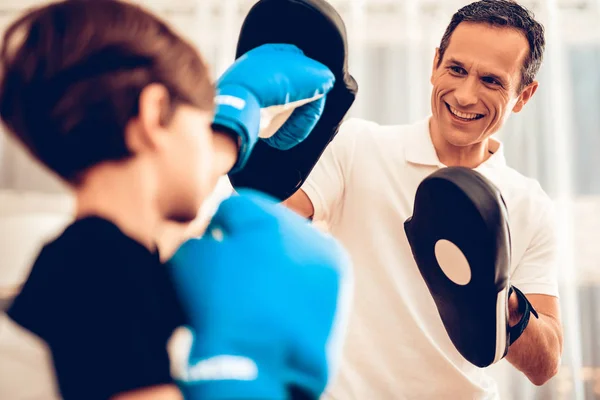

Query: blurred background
[[0, 0, 598, 399]]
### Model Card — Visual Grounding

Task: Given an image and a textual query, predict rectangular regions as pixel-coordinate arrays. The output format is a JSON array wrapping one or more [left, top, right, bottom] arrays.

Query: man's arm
[[284, 119, 364, 222], [283, 189, 315, 219], [504, 189, 564, 386], [226, 117, 363, 223], [505, 292, 563, 386]]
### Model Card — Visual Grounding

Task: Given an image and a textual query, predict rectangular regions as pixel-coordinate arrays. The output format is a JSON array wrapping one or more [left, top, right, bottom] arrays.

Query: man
[[284, 1, 564, 398], [0, 0, 351, 399]]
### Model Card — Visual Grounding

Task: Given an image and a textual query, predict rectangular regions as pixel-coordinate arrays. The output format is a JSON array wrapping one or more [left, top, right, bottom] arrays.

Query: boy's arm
[[111, 385, 183, 400], [213, 130, 239, 176]]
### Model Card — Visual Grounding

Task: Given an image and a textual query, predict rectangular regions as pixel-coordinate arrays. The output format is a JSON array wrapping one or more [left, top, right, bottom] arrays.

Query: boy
[[0, 0, 350, 399]]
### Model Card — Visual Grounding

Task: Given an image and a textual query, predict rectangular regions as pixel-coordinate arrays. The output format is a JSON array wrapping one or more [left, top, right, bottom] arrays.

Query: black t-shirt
[[7, 216, 187, 399]]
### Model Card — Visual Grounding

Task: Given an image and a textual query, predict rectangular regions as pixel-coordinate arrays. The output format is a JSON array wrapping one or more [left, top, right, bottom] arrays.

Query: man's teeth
[[449, 105, 481, 120]]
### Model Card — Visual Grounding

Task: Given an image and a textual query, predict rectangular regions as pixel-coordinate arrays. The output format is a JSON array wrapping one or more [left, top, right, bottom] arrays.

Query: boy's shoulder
[[36, 216, 160, 282], [47, 216, 156, 264], [3, 216, 185, 400], [7, 216, 178, 337], [16, 217, 158, 295]]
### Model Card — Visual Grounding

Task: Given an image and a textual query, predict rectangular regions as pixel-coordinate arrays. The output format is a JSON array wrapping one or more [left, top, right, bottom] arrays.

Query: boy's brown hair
[[0, 0, 214, 182]]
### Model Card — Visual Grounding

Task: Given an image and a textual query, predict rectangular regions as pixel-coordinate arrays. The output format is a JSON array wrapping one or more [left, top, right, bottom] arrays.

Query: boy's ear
[[126, 83, 171, 152]]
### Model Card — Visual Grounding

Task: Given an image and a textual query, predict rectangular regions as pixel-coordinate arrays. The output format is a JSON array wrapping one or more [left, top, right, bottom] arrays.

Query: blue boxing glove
[[213, 44, 335, 172], [167, 190, 353, 399]]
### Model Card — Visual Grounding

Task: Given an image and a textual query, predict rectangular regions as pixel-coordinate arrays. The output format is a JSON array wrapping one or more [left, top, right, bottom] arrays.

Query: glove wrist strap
[[212, 85, 261, 173], [507, 286, 539, 346]]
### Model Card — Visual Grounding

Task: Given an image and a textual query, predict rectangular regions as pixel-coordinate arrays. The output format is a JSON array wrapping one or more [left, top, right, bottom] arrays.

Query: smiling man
[[283, 0, 563, 398]]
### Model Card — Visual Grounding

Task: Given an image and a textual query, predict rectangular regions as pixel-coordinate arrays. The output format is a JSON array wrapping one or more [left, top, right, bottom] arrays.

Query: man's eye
[[449, 66, 466, 75], [482, 77, 500, 86]]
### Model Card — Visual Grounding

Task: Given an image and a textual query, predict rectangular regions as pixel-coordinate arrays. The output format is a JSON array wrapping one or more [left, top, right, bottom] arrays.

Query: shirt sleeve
[[301, 118, 364, 223], [510, 194, 560, 298]]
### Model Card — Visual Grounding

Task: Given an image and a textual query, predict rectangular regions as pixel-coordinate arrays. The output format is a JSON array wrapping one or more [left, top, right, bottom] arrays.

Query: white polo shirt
[[302, 117, 559, 400]]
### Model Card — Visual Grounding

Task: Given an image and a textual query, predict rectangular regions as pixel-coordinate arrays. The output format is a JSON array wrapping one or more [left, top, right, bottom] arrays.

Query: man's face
[[430, 22, 537, 147]]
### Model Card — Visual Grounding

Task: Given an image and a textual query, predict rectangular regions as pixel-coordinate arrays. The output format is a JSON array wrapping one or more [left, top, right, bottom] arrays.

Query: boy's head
[[0, 0, 216, 222]]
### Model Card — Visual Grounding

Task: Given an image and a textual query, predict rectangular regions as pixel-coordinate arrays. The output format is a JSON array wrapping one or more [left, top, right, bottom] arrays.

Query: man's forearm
[[505, 293, 563, 386]]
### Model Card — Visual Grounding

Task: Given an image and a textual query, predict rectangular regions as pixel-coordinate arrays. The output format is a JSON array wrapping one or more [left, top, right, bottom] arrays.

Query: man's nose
[[453, 77, 479, 107]]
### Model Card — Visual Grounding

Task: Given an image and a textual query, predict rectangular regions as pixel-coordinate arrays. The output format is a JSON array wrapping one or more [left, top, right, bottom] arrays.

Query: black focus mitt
[[404, 167, 538, 368], [227, 0, 358, 201]]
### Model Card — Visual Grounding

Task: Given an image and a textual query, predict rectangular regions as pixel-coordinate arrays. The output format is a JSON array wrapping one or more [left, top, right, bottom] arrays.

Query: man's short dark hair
[[0, 0, 214, 182], [437, 0, 545, 93]]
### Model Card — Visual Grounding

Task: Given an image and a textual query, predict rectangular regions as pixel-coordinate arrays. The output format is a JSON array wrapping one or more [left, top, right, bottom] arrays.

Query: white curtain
[[1, 1, 599, 399]]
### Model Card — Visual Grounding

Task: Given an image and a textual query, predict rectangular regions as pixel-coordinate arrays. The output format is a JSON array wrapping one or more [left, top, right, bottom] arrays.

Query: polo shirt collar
[[404, 117, 506, 168]]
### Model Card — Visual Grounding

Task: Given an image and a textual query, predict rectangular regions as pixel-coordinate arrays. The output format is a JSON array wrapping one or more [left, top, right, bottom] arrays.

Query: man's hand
[[505, 293, 563, 386], [508, 291, 523, 326]]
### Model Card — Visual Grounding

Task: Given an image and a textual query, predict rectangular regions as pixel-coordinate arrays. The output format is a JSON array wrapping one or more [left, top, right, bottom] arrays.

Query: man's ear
[[126, 83, 171, 152], [512, 81, 539, 113], [431, 48, 441, 85]]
